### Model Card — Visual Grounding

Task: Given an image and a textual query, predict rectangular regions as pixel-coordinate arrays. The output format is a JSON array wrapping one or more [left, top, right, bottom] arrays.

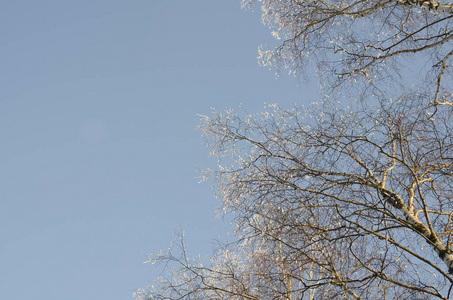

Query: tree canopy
[[244, 0, 453, 107], [135, 1, 453, 299]]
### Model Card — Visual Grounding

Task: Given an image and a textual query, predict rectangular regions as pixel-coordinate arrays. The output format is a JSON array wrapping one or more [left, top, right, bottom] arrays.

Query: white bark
[[386, 190, 453, 273], [401, 207, 453, 273]]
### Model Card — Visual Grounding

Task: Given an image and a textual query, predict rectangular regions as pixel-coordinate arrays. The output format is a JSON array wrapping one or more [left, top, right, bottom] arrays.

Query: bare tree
[[242, 0, 453, 107], [136, 98, 453, 299], [135, 2, 453, 299]]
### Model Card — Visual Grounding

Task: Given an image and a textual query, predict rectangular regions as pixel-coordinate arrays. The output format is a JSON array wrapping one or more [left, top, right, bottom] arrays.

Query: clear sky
[[0, 1, 317, 299]]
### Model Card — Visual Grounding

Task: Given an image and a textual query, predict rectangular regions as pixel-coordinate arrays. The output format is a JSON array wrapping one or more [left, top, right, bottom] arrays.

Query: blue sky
[[0, 1, 316, 299]]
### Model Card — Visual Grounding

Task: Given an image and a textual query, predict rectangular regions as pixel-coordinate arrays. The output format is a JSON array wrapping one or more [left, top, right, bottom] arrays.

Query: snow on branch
[[393, 0, 453, 14]]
